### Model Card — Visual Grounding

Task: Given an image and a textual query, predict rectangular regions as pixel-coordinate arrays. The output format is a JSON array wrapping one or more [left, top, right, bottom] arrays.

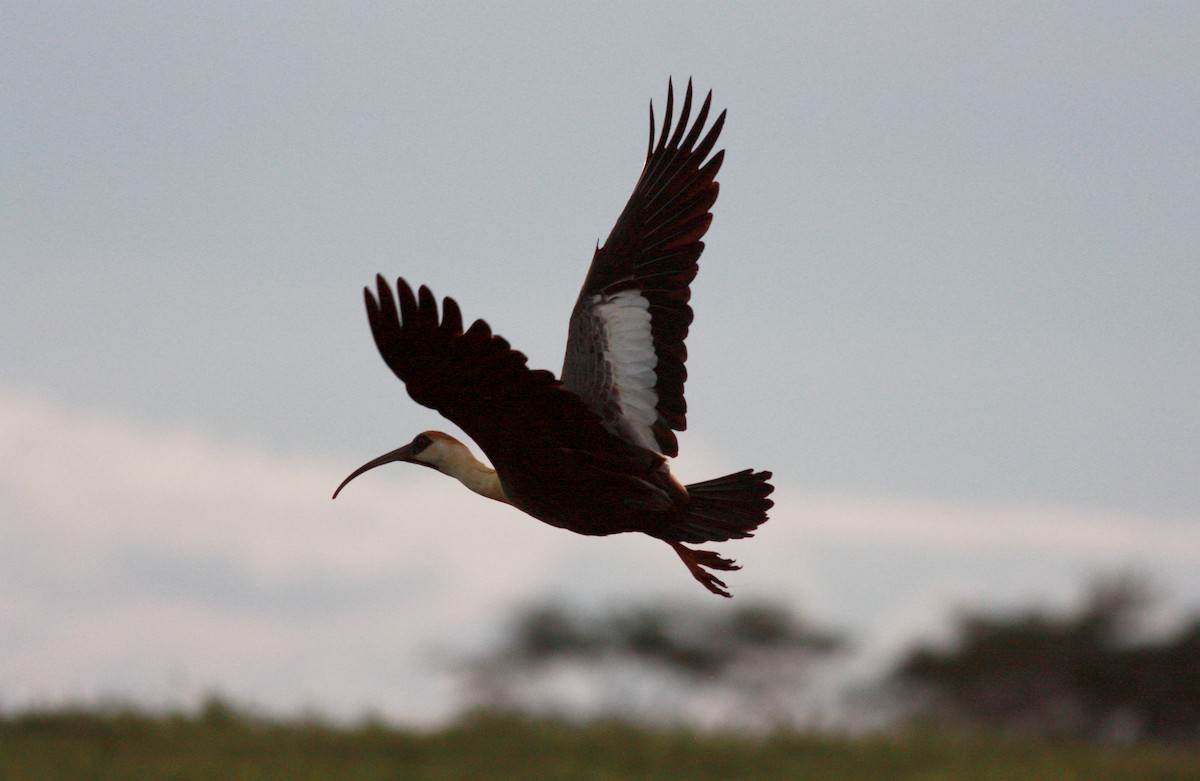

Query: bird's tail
[[678, 469, 774, 543], [659, 469, 774, 598]]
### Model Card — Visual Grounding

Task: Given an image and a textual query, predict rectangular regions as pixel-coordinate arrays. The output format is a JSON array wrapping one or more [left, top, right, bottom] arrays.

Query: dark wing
[[561, 78, 725, 457], [364, 275, 659, 474]]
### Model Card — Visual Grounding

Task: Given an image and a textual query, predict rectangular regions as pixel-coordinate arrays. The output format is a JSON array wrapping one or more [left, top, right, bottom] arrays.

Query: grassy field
[[2, 704, 1198, 781]]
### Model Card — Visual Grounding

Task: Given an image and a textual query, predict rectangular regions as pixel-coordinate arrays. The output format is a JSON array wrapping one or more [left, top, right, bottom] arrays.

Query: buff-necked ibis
[[334, 79, 773, 597]]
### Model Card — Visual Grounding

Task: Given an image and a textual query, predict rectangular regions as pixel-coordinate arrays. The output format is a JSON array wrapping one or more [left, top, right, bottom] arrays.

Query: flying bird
[[334, 79, 773, 597]]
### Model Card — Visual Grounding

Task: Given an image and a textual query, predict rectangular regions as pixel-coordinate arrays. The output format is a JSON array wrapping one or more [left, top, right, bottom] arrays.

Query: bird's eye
[[413, 434, 432, 451]]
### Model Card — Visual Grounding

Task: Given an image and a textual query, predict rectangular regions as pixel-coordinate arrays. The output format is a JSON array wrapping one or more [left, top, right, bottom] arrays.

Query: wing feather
[[562, 78, 726, 457], [365, 276, 657, 475]]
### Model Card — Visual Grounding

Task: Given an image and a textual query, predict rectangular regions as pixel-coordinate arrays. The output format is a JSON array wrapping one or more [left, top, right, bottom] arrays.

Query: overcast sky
[[3, 3, 1198, 722]]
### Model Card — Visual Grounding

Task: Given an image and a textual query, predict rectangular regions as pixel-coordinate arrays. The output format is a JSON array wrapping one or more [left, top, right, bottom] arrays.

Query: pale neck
[[440, 448, 508, 504]]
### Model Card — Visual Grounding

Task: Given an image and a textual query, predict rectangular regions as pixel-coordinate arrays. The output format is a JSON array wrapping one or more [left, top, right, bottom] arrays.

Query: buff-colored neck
[[432, 441, 508, 504]]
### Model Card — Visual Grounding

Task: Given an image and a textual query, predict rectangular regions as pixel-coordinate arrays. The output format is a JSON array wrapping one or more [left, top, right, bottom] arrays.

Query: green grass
[[1, 705, 1197, 781]]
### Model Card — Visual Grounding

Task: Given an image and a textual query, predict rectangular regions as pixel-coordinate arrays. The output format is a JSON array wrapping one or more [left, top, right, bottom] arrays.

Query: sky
[[3, 3, 1199, 723]]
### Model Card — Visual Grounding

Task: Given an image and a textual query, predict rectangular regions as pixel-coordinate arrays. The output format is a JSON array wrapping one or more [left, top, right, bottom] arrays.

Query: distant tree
[[892, 574, 1200, 743], [1120, 617, 1200, 742], [459, 599, 846, 727]]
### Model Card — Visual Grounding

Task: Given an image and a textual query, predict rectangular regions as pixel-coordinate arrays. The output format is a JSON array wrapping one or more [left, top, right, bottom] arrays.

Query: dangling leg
[[667, 541, 740, 598]]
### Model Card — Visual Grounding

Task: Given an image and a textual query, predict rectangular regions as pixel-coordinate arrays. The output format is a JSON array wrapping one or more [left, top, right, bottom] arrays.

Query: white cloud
[[0, 388, 568, 720], [2, 387, 1197, 722], [781, 490, 1200, 560]]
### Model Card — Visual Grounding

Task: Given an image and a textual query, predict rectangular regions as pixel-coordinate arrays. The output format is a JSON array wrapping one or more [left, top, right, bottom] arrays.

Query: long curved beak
[[332, 443, 422, 499]]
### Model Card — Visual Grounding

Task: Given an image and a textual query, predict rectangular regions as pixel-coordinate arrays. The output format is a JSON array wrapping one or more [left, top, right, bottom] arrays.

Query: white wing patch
[[592, 289, 661, 452]]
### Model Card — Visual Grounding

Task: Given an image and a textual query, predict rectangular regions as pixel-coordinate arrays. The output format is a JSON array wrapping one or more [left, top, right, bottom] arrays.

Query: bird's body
[[335, 80, 773, 597]]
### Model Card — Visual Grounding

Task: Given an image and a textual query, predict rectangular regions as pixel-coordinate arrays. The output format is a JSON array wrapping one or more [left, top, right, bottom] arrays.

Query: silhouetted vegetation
[[3, 704, 1199, 780], [892, 575, 1200, 743], [8, 574, 1199, 780], [462, 600, 845, 726]]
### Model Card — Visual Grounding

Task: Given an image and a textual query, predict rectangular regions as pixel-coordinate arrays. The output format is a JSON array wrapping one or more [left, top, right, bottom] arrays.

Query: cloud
[[2, 387, 1197, 721], [0, 388, 572, 720], [784, 491, 1200, 560]]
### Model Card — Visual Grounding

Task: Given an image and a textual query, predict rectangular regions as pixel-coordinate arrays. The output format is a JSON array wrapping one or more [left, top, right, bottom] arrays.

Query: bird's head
[[332, 430, 466, 498]]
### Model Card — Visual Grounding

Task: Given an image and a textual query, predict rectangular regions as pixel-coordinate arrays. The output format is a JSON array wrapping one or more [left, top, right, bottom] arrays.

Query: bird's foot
[[668, 542, 740, 598]]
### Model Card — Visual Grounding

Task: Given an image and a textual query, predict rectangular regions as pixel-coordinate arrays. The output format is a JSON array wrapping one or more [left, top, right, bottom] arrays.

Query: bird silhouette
[[334, 79, 773, 596]]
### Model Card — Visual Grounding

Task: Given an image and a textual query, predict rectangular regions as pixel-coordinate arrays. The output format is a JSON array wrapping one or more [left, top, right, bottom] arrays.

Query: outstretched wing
[[364, 275, 655, 473], [561, 78, 725, 458]]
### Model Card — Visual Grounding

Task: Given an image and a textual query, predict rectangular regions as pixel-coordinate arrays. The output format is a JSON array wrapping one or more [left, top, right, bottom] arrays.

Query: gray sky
[[3, 3, 1198, 722]]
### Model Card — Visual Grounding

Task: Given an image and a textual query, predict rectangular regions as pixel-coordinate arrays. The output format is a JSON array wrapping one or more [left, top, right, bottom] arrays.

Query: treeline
[[894, 575, 1200, 742], [461, 599, 846, 726], [461, 575, 1200, 743]]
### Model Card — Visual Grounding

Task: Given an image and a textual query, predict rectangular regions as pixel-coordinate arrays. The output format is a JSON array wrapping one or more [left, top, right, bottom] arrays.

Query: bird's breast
[[494, 451, 683, 538]]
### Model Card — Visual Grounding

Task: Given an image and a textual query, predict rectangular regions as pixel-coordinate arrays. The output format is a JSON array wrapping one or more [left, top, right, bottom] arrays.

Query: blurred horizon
[[4, 386, 1198, 724]]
